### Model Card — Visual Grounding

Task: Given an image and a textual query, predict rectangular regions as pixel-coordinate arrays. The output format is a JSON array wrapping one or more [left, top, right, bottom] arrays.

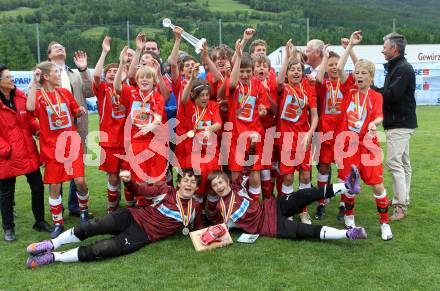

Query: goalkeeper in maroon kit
[[208, 165, 368, 241], [25, 169, 203, 268]]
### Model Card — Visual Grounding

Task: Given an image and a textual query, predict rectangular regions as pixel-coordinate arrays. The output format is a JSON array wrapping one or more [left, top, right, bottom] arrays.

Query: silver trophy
[[162, 18, 206, 54]]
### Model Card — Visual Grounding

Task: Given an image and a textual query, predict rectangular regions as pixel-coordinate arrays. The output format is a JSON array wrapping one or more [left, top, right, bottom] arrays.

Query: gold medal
[[328, 80, 340, 114], [354, 89, 369, 126], [354, 121, 361, 129], [119, 104, 125, 111], [220, 192, 235, 225], [237, 81, 252, 114], [176, 192, 193, 235], [187, 130, 195, 138], [41, 89, 63, 124], [55, 119, 63, 127], [296, 108, 302, 115]]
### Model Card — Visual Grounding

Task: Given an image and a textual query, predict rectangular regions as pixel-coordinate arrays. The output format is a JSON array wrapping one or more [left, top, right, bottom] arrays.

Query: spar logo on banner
[[415, 69, 430, 76]]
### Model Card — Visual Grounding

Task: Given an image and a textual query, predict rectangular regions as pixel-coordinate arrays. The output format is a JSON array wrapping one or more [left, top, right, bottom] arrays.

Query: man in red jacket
[[0, 64, 52, 242]]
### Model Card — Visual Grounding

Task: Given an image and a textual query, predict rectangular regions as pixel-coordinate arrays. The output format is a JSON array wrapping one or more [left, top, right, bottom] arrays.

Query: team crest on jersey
[[131, 101, 152, 127], [46, 103, 72, 131], [237, 94, 256, 122], [281, 94, 302, 122]]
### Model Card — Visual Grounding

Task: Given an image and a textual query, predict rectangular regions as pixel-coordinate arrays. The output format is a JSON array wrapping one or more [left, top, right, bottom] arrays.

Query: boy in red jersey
[[276, 40, 319, 225], [314, 40, 359, 221], [25, 169, 203, 268], [252, 54, 278, 200], [208, 166, 367, 242], [179, 66, 222, 216], [114, 47, 168, 190], [93, 36, 135, 212], [27, 61, 90, 239], [336, 31, 392, 241], [224, 40, 270, 203]]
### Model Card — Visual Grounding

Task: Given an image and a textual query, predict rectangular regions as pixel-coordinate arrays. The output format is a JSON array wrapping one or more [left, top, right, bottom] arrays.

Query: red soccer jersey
[[205, 72, 221, 100], [94, 82, 127, 148], [125, 181, 204, 242], [226, 78, 270, 136], [338, 85, 383, 141], [315, 75, 354, 134], [120, 85, 164, 143], [180, 100, 222, 154], [260, 78, 279, 129], [213, 178, 277, 237], [33, 88, 80, 163], [276, 80, 317, 141]]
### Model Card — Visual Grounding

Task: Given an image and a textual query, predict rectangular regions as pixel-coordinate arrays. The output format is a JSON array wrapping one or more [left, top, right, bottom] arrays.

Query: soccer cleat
[[315, 205, 326, 220], [299, 212, 312, 224], [4, 229, 16, 242], [337, 206, 345, 222], [344, 215, 356, 229], [27, 240, 54, 256], [380, 223, 393, 241], [345, 165, 361, 194], [26, 252, 54, 269], [50, 224, 64, 239], [346, 227, 367, 240], [79, 210, 90, 224]]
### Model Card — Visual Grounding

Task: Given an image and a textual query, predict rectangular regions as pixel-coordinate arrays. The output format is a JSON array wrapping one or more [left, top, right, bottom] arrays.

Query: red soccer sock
[[124, 188, 135, 207], [261, 180, 273, 199], [76, 191, 89, 211], [49, 196, 63, 225], [248, 185, 262, 203], [374, 191, 389, 224], [343, 194, 355, 216]]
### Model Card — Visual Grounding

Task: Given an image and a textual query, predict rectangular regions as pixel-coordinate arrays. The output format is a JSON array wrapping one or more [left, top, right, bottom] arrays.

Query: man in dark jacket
[[374, 33, 417, 221]]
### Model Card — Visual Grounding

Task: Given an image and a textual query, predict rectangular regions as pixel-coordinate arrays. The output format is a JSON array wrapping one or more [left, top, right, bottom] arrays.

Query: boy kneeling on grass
[[208, 165, 367, 242], [25, 169, 204, 269]]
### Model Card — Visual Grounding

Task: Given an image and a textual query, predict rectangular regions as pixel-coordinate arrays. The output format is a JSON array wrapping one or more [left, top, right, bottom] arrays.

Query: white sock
[[53, 247, 79, 263], [248, 185, 261, 196], [319, 226, 348, 240], [299, 182, 311, 190], [332, 183, 349, 196], [51, 228, 81, 249], [281, 183, 294, 194]]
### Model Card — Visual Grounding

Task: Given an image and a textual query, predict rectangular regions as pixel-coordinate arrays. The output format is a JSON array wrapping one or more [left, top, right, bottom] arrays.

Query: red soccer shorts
[[278, 137, 312, 175], [128, 141, 168, 183], [99, 146, 128, 174], [43, 156, 85, 184], [337, 143, 383, 186], [228, 135, 265, 172]]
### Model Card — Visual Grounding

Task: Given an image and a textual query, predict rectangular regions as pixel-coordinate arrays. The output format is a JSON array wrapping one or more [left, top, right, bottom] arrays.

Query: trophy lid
[[162, 18, 172, 28]]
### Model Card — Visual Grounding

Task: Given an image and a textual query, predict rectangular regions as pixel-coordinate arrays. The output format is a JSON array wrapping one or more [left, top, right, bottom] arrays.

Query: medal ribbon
[[238, 81, 252, 111], [108, 86, 120, 105], [219, 192, 235, 225], [355, 89, 369, 121], [286, 84, 306, 110], [328, 80, 340, 109], [193, 105, 208, 131], [176, 192, 192, 228], [41, 88, 62, 118], [139, 89, 153, 106]]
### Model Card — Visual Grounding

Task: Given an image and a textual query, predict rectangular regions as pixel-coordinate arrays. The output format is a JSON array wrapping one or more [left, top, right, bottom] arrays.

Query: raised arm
[[201, 42, 222, 82], [181, 64, 199, 105], [73, 50, 94, 98], [341, 37, 359, 65], [337, 31, 362, 84], [93, 36, 111, 88], [316, 44, 330, 84], [128, 32, 146, 80], [229, 39, 243, 90], [114, 46, 129, 94], [26, 69, 41, 111], [277, 39, 293, 93], [232, 28, 255, 65], [168, 26, 183, 84]]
